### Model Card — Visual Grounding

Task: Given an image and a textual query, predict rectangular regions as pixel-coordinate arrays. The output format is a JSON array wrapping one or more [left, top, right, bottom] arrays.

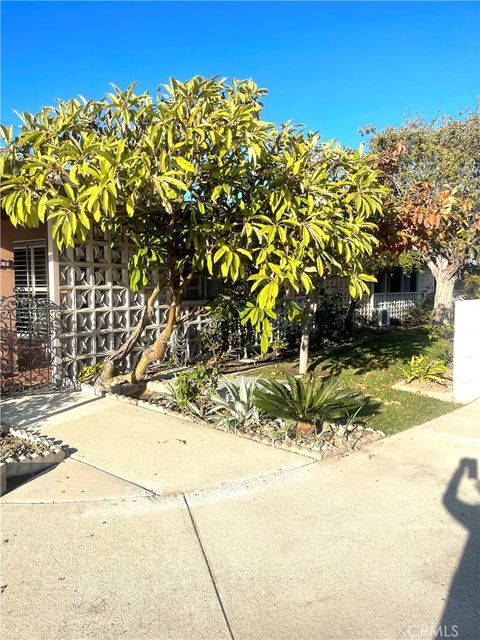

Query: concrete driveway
[[1, 393, 479, 640]]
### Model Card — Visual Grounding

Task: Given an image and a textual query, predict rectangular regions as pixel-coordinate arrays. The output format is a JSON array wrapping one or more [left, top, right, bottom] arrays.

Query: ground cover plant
[[241, 327, 460, 435]]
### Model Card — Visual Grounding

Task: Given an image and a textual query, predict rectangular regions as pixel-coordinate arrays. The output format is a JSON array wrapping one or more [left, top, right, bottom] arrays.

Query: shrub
[[403, 291, 434, 326], [399, 355, 449, 385], [284, 325, 301, 350], [269, 339, 289, 356], [154, 381, 203, 417], [427, 322, 454, 366], [313, 291, 346, 343], [253, 375, 366, 438], [427, 323, 454, 342], [464, 275, 480, 299], [201, 283, 256, 358], [155, 363, 218, 416], [208, 377, 260, 431], [174, 364, 211, 407], [77, 362, 104, 382]]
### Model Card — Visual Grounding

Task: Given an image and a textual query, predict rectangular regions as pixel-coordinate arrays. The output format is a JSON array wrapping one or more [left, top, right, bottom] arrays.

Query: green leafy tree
[[238, 133, 386, 374], [1, 77, 274, 381], [1, 76, 385, 381], [364, 111, 480, 323]]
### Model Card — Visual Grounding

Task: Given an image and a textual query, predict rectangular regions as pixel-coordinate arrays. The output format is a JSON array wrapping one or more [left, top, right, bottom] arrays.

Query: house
[[316, 265, 435, 326], [356, 266, 435, 324], [0, 213, 436, 388], [1, 216, 217, 386]]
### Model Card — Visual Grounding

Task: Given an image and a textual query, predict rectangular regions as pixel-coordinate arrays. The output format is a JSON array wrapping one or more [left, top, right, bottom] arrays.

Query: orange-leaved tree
[[365, 112, 480, 324]]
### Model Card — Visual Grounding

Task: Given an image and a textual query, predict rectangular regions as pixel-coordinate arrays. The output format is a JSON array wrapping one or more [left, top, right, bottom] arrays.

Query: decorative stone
[[0, 428, 69, 493], [97, 377, 387, 464], [322, 449, 337, 459]]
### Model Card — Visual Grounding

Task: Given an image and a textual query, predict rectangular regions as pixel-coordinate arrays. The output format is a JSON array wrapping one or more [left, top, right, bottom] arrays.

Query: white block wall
[[453, 299, 480, 404]]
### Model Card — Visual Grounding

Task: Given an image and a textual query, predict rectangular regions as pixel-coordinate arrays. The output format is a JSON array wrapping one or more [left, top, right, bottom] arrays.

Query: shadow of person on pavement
[[439, 458, 480, 639]]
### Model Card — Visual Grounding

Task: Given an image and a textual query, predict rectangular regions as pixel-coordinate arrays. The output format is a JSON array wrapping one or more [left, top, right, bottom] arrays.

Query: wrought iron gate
[[0, 289, 68, 394]]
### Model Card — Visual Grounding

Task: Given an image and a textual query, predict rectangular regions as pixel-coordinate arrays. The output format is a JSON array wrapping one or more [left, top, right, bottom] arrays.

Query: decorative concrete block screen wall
[[58, 228, 207, 380], [453, 299, 480, 404]]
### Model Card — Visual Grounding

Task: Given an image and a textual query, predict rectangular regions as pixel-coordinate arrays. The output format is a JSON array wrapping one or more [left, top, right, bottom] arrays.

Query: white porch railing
[[357, 292, 421, 322]]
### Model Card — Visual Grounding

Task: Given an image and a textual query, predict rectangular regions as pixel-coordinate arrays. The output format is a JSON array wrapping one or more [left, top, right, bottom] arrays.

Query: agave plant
[[253, 375, 366, 438], [208, 376, 260, 431]]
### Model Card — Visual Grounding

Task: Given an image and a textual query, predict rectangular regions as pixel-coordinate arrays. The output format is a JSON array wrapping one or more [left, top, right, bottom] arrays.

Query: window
[[183, 275, 206, 301], [13, 241, 48, 298], [389, 268, 402, 293], [183, 276, 223, 301], [13, 241, 48, 335]]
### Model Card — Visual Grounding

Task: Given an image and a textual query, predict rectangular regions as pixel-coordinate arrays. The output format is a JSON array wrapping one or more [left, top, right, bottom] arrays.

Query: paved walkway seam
[[183, 493, 236, 640]]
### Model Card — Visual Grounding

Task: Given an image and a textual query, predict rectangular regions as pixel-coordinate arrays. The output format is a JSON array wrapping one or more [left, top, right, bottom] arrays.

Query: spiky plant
[[400, 354, 449, 385], [253, 375, 366, 437], [208, 376, 260, 431]]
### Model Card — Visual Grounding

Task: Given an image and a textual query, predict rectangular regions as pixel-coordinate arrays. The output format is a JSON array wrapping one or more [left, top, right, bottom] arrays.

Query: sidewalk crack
[[183, 493, 235, 640]]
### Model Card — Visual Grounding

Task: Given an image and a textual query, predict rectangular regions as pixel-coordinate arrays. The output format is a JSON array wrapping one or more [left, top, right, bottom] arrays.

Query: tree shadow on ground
[[356, 397, 383, 422], [318, 328, 432, 377], [1, 390, 100, 430], [5, 458, 78, 494], [439, 458, 480, 640]]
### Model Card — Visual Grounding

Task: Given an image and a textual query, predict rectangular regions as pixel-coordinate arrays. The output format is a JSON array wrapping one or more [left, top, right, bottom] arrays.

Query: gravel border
[[0, 428, 69, 496]]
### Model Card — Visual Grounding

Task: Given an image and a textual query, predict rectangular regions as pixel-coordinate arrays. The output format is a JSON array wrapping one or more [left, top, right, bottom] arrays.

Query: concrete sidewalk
[[1, 391, 308, 495], [1, 393, 479, 640]]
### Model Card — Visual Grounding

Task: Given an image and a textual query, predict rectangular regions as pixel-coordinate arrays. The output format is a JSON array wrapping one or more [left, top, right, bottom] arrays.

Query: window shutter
[[13, 242, 48, 298]]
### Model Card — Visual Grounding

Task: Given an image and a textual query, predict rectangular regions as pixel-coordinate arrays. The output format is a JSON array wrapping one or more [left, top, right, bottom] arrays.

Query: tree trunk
[[298, 290, 318, 376], [101, 277, 167, 382], [429, 257, 457, 325], [131, 289, 181, 382], [432, 273, 456, 324]]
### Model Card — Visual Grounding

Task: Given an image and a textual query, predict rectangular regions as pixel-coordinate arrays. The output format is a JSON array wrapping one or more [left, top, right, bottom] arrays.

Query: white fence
[[357, 292, 421, 323], [453, 299, 480, 404]]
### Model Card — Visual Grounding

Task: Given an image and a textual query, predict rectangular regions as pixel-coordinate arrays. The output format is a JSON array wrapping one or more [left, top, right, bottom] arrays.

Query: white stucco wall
[[453, 299, 480, 404]]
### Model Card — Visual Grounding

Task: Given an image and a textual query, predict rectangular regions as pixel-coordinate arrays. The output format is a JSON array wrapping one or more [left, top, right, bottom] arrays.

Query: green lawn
[[244, 328, 460, 436]]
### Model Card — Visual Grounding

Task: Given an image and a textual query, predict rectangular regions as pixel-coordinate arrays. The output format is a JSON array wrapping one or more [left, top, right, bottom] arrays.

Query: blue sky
[[1, 1, 479, 146]]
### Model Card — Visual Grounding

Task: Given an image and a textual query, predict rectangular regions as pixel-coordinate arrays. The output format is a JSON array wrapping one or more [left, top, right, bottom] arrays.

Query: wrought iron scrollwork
[[1, 289, 70, 394]]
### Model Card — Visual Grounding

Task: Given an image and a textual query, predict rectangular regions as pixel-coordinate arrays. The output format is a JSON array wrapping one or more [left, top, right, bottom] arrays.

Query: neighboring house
[[357, 266, 435, 324], [316, 266, 435, 325], [0, 213, 436, 385]]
